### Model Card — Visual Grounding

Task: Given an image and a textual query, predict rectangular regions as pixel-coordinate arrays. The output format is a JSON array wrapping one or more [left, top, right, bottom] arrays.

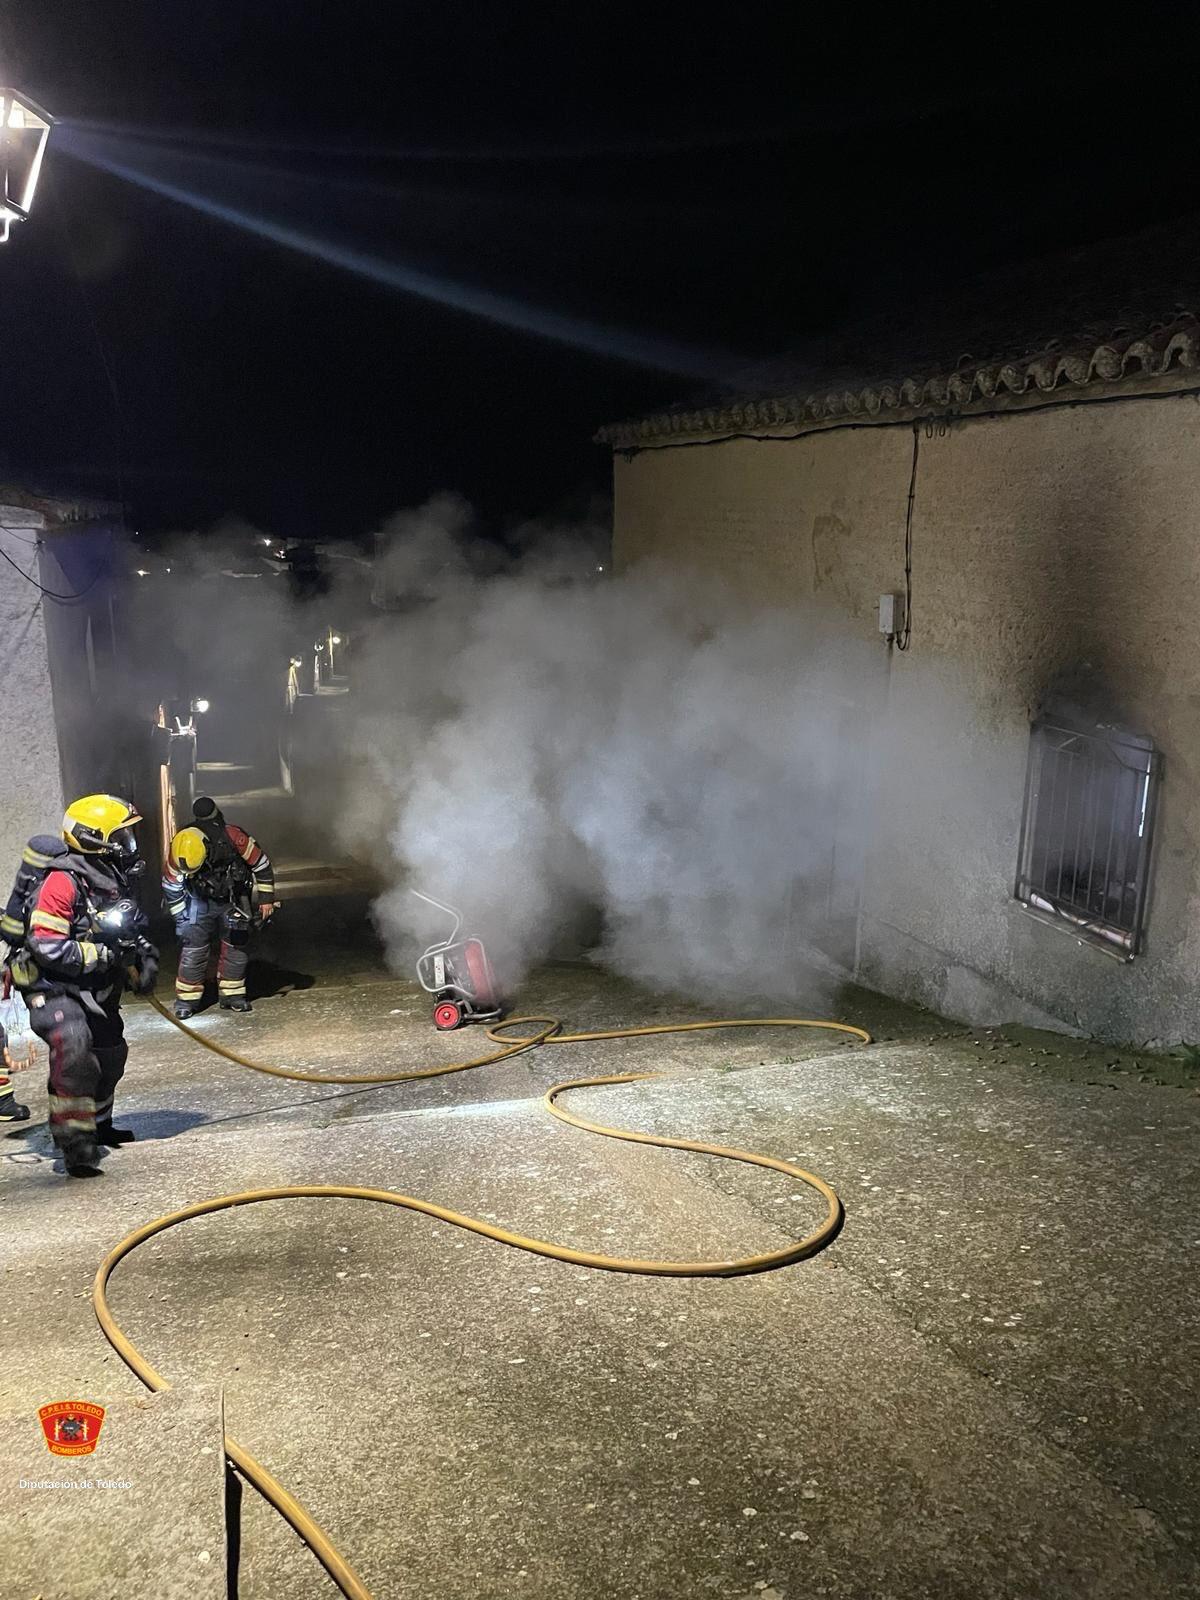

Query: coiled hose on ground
[[92, 996, 872, 1600]]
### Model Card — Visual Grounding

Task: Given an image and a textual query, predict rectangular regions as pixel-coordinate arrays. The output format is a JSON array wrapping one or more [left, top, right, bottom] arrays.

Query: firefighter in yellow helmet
[[163, 796, 276, 1018], [9, 796, 158, 1178]]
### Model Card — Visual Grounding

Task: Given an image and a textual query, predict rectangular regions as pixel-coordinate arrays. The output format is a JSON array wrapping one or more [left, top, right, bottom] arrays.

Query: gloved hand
[[128, 938, 159, 996], [126, 962, 157, 995]]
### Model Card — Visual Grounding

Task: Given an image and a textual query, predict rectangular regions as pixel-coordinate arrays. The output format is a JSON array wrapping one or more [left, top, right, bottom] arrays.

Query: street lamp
[[0, 88, 52, 243]]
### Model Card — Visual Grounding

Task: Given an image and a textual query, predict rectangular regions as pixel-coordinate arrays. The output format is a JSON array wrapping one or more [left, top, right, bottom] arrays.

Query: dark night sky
[[5, 4, 1200, 539]]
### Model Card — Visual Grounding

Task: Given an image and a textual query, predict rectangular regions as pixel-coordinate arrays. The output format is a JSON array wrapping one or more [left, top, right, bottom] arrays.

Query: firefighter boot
[[220, 996, 252, 1013], [0, 1085, 30, 1122], [0, 1033, 28, 1120], [173, 1000, 197, 1021], [96, 1119, 135, 1146], [63, 1137, 104, 1179]]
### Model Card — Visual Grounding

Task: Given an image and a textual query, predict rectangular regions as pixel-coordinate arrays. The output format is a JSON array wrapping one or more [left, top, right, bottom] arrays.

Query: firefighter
[[13, 796, 158, 1178], [163, 795, 277, 1018]]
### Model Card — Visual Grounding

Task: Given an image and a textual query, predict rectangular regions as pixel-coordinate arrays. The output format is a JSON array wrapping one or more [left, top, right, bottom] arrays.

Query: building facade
[[0, 485, 163, 898], [601, 319, 1200, 1044]]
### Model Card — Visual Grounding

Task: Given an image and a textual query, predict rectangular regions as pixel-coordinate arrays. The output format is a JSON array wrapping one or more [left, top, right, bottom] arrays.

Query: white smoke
[[345, 499, 880, 1005]]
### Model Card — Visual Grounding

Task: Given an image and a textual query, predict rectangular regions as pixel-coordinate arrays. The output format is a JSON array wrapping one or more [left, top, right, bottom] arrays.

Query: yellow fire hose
[[92, 996, 872, 1600]]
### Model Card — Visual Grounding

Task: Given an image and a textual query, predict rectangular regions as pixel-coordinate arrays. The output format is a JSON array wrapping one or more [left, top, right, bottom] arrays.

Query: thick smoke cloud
[[140, 496, 887, 1007], [344, 498, 880, 1005]]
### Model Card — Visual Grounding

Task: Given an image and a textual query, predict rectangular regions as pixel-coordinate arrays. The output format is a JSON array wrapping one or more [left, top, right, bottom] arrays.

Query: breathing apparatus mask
[[109, 827, 146, 878]]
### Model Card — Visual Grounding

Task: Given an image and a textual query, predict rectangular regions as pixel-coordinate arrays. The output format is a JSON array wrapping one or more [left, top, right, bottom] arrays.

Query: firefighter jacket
[[163, 822, 275, 918], [22, 854, 128, 995]]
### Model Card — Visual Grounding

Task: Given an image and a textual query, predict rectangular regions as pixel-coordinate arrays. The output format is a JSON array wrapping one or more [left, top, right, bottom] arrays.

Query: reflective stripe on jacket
[[27, 870, 109, 985]]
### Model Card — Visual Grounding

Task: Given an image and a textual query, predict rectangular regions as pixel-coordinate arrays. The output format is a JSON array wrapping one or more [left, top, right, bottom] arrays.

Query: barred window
[[1014, 717, 1160, 957]]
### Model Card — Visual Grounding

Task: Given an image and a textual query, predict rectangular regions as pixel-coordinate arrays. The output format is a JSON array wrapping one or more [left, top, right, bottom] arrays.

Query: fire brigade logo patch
[[37, 1401, 106, 1456]]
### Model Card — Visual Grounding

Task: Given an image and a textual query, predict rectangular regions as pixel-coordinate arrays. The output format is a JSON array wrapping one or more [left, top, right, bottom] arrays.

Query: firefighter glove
[[130, 939, 159, 996]]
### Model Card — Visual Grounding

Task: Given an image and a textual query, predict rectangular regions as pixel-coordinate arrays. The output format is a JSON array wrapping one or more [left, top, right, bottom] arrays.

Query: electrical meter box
[[878, 592, 905, 637]]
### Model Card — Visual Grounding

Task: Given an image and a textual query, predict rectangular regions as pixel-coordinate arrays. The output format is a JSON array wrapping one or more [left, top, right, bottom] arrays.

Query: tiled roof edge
[[596, 316, 1200, 449]]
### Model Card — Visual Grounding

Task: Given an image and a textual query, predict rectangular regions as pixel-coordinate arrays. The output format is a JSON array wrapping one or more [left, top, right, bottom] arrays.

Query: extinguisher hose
[[94, 1001, 871, 1600]]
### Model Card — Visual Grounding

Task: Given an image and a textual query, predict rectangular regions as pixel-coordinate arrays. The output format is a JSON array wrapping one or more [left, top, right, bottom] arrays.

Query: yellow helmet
[[63, 795, 143, 860], [169, 826, 209, 876]]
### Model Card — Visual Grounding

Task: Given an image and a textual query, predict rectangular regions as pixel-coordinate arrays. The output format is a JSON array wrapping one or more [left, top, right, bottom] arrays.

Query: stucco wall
[[0, 518, 65, 880], [0, 518, 153, 902], [611, 397, 1200, 1043]]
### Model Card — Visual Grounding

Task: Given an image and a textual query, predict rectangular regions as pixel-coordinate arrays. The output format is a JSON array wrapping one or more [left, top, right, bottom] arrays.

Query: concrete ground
[[5, 893, 1200, 1600]]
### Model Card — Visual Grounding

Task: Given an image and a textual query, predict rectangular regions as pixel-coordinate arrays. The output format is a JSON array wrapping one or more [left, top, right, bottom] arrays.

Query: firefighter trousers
[[26, 991, 127, 1154], [175, 898, 252, 1004]]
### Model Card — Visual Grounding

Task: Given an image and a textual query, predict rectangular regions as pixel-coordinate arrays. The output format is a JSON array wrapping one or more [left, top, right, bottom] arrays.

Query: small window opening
[[1014, 716, 1160, 957]]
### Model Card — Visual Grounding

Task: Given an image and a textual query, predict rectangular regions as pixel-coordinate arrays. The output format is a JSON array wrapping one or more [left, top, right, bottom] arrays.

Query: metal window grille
[[1014, 718, 1160, 957]]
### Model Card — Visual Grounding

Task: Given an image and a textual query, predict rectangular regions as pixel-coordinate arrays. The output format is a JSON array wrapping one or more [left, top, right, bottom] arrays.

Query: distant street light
[[0, 88, 52, 243]]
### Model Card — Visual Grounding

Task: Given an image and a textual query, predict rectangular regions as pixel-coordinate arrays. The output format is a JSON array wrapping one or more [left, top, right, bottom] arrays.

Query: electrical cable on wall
[[0, 535, 104, 601], [895, 422, 920, 651]]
